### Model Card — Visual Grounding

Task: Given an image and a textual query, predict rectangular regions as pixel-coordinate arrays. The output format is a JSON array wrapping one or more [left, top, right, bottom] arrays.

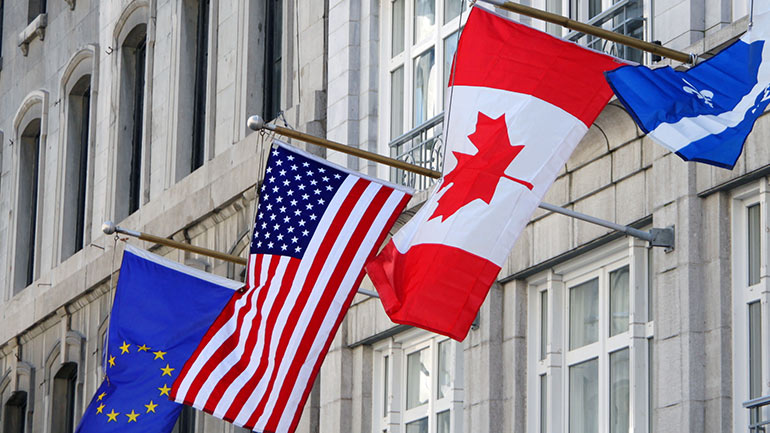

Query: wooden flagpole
[[478, 0, 697, 65]]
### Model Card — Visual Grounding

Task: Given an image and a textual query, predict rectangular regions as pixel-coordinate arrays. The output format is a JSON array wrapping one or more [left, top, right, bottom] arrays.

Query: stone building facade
[[0, 0, 768, 433]]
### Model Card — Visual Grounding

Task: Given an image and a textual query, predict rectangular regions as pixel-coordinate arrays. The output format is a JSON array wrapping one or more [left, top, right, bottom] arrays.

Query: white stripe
[[649, 34, 770, 152], [191, 256, 290, 409], [172, 254, 271, 401], [212, 175, 360, 423], [240, 181, 384, 428], [273, 190, 408, 432]]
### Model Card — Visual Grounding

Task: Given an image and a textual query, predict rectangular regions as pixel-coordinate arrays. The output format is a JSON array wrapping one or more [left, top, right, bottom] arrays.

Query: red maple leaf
[[430, 112, 533, 222]]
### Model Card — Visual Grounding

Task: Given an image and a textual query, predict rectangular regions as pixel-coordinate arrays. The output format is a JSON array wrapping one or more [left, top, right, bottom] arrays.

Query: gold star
[[126, 410, 140, 422], [97, 392, 107, 401], [152, 350, 167, 360], [145, 400, 158, 413], [108, 355, 116, 367], [137, 344, 150, 352], [160, 364, 175, 377], [158, 384, 171, 396], [96, 403, 105, 414], [106, 409, 119, 422], [119, 341, 131, 354]]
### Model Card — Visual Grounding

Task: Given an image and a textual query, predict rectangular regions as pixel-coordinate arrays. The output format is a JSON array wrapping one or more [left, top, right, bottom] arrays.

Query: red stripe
[[450, 7, 622, 127], [262, 186, 395, 431], [170, 256, 261, 400], [206, 258, 301, 416], [366, 241, 501, 341], [227, 179, 372, 427], [283, 191, 412, 433], [181, 256, 280, 403]]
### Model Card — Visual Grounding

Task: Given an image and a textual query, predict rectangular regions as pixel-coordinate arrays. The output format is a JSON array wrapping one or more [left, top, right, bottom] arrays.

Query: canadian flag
[[366, 7, 624, 341]]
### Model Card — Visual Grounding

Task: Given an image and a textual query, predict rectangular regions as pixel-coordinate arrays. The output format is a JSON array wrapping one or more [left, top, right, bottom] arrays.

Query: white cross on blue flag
[[605, 3, 770, 169]]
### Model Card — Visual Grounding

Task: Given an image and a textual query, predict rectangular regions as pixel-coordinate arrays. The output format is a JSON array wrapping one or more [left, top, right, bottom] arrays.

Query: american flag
[[171, 140, 412, 432]]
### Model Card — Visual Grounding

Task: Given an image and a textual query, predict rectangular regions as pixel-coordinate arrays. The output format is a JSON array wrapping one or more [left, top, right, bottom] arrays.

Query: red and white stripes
[[171, 175, 410, 433]]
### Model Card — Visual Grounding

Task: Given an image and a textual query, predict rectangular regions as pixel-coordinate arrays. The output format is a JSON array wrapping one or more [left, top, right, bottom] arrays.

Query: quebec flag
[[606, 3, 770, 169]]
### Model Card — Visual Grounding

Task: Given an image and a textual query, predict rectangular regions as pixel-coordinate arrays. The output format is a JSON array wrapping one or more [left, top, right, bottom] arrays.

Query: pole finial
[[102, 221, 117, 235], [247, 115, 265, 131]]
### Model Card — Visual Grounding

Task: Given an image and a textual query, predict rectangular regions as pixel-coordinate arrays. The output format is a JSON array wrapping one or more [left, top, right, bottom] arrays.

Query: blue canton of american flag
[[172, 140, 413, 433], [251, 145, 347, 258]]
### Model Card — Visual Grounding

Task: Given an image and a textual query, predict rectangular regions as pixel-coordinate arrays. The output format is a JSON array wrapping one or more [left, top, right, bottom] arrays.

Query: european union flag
[[75, 245, 240, 432]]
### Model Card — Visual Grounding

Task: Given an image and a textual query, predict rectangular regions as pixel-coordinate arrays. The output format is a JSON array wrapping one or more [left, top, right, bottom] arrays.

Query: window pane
[[444, 0, 465, 23], [610, 266, 630, 337], [437, 410, 451, 433], [438, 340, 451, 399], [407, 349, 430, 409], [540, 290, 548, 360], [392, 0, 405, 57], [748, 204, 760, 286], [610, 349, 630, 433], [383, 355, 389, 416], [406, 417, 428, 433], [443, 31, 459, 90], [570, 358, 598, 433], [588, 0, 601, 19], [414, 0, 435, 44], [540, 374, 547, 433], [749, 301, 762, 399], [648, 338, 654, 433], [413, 48, 436, 127], [569, 278, 599, 350], [545, 0, 561, 35], [391, 67, 404, 139]]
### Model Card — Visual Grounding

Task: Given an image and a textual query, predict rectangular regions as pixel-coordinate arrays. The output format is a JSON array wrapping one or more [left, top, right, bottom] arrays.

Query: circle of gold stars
[[95, 341, 175, 424]]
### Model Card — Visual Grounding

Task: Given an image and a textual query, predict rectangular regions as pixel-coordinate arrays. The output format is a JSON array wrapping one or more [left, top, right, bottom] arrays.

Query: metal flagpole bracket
[[649, 226, 675, 251]]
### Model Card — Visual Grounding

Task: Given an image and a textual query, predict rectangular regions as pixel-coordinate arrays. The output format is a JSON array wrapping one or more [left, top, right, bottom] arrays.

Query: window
[[374, 331, 463, 433], [172, 405, 195, 433], [28, 0, 45, 23], [385, 0, 465, 140], [176, 0, 211, 181], [14, 118, 42, 292], [61, 75, 92, 260], [263, 0, 282, 121], [529, 238, 652, 433], [116, 24, 147, 221], [51, 362, 77, 433], [3, 391, 27, 433], [731, 183, 769, 432], [566, 0, 644, 63]]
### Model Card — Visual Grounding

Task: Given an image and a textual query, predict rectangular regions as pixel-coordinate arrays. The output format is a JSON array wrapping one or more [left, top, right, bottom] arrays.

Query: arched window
[[61, 75, 92, 260], [14, 118, 42, 292], [115, 24, 147, 221], [175, 0, 211, 181], [3, 391, 27, 433], [51, 362, 77, 433]]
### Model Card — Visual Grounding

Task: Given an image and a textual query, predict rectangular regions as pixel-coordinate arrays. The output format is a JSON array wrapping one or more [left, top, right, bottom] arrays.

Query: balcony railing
[[389, 113, 444, 191], [565, 0, 645, 64], [744, 395, 770, 433]]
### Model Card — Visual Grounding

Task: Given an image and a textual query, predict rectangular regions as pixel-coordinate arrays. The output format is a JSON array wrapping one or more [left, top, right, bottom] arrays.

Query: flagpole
[[248, 115, 675, 249], [477, 0, 697, 65]]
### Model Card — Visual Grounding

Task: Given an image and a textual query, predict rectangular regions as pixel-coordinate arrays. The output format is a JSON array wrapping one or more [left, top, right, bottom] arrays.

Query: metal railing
[[565, 0, 645, 64], [389, 113, 444, 190], [744, 395, 770, 433]]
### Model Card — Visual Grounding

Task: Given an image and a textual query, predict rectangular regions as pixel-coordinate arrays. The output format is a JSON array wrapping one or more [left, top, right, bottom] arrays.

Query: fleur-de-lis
[[682, 78, 715, 108]]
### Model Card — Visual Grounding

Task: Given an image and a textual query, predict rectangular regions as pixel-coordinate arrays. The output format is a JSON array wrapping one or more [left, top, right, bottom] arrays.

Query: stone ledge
[[17, 13, 47, 56]]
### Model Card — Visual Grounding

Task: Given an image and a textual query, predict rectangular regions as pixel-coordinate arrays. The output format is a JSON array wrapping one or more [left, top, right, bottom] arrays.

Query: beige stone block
[[595, 103, 642, 150], [569, 154, 612, 200], [612, 139, 642, 182], [615, 171, 647, 225], [565, 125, 607, 171], [532, 212, 571, 265], [573, 186, 615, 246]]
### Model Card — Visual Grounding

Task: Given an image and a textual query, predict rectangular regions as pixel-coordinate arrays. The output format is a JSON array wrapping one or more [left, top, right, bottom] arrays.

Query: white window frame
[[373, 328, 464, 433], [527, 236, 652, 433], [377, 0, 467, 179], [731, 181, 770, 433]]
